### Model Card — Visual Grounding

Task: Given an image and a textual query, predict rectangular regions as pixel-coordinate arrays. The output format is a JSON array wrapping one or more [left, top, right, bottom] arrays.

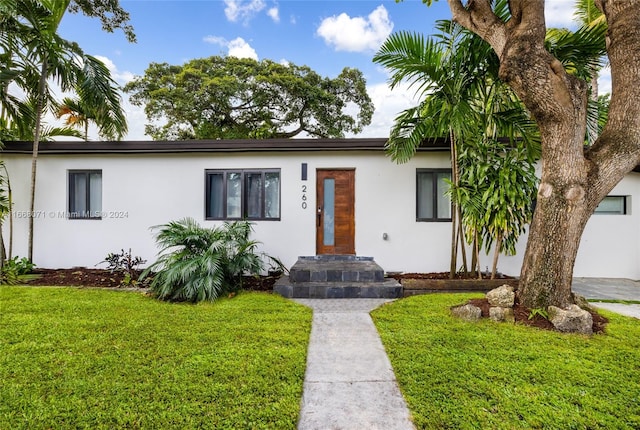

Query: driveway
[[572, 278, 640, 319]]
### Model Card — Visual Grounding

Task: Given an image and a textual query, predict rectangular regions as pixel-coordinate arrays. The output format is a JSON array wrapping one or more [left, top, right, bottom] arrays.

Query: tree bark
[[445, 0, 640, 309], [28, 59, 47, 262], [475, 232, 482, 280], [457, 205, 468, 273], [490, 231, 502, 280], [449, 129, 459, 278]]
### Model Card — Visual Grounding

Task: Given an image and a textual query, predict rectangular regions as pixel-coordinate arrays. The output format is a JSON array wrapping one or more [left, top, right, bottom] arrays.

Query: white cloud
[[203, 35, 227, 46], [598, 66, 611, 95], [267, 6, 279, 23], [228, 37, 258, 60], [204, 36, 259, 60], [224, 0, 266, 24], [352, 81, 420, 138], [317, 5, 393, 53], [545, 0, 577, 28], [94, 55, 135, 84]]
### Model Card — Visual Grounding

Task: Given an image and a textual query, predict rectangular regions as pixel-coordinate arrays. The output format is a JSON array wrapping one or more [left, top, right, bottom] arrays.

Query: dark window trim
[[416, 168, 452, 222], [205, 169, 281, 221], [594, 195, 628, 215], [68, 169, 102, 220]]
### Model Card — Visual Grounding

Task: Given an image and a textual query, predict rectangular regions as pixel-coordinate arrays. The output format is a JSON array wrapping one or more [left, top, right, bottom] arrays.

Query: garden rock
[[572, 293, 594, 312], [548, 305, 593, 335], [489, 306, 515, 323], [486, 285, 515, 308], [451, 304, 482, 321]]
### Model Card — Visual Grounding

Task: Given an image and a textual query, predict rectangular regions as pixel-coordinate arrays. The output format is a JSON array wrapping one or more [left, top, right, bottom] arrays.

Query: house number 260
[[301, 185, 308, 209]]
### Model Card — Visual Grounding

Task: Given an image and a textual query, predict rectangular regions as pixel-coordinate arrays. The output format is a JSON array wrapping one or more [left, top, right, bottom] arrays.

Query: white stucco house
[[1, 138, 639, 278]]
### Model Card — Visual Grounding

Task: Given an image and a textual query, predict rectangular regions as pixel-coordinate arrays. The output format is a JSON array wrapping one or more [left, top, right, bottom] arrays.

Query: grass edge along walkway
[[0, 287, 312, 430], [372, 293, 640, 430]]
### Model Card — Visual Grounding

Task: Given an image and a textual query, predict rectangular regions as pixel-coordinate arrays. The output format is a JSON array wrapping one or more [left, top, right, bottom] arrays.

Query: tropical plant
[[452, 139, 538, 278], [418, 0, 635, 311], [374, 23, 483, 277], [99, 248, 147, 286], [374, 16, 539, 278], [0, 255, 38, 285], [1, 0, 132, 262], [142, 219, 279, 303], [56, 94, 127, 141], [0, 161, 12, 271]]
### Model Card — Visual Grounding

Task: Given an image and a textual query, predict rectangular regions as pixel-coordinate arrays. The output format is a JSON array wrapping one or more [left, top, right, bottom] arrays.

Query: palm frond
[[374, 31, 444, 93], [144, 219, 271, 302]]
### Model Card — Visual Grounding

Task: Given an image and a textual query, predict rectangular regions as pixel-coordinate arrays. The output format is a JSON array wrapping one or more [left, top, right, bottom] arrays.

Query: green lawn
[[372, 294, 640, 430], [0, 287, 312, 430]]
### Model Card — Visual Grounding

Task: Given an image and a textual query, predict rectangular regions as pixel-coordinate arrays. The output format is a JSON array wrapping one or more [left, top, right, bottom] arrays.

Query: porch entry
[[316, 169, 355, 255]]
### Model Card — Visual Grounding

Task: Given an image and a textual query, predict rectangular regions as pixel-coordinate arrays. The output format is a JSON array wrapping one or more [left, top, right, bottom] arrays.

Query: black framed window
[[594, 196, 628, 215], [68, 170, 102, 219], [417, 169, 451, 221], [206, 169, 280, 220]]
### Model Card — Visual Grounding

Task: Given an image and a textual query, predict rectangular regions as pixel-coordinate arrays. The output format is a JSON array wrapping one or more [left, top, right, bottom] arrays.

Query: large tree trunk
[[518, 176, 593, 308], [445, 0, 640, 310], [499, 10, 591, 309]]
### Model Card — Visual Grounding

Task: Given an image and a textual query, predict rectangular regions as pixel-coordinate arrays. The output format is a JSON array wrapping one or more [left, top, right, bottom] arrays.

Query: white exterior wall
[[478, 174, 640, 279], [2, 150, 452, 272], [3, 150, 639, 278]]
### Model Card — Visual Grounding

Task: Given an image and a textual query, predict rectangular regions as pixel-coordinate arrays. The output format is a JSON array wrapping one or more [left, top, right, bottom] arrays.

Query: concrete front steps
[[274, 255, 402, 299]]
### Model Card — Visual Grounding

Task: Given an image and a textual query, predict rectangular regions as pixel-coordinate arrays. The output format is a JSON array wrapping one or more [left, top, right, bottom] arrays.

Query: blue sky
[[53, 0, 597, 140]]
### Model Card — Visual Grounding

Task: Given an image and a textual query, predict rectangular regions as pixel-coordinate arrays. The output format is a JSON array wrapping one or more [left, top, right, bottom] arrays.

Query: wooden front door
[[316, 169, 355, 255]]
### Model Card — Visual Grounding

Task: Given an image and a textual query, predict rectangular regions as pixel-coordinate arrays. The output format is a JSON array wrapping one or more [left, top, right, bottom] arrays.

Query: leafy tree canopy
[[65, 0, 136, 42], [124, 56, 375, 140]]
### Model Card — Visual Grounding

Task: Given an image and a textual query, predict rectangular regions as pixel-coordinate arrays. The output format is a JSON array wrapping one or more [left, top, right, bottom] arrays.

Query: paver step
[[274, 277, 402, 299], [275, 255, 403, 299], [288, 255, 385, 283]]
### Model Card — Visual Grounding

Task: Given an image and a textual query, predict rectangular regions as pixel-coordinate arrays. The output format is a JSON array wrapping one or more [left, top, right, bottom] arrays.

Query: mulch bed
[[26, 268, 135, 288], [468, 297, 608, 334], [25, 267, 280, 291], [391, 271, 514, 281]]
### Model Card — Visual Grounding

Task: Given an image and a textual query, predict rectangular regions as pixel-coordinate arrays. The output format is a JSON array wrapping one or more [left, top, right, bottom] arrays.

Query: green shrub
[[99, 248, 147, 286], [0, 256, 38, 285], [142, 218, 276, 302], [4, 256, 35, 275]]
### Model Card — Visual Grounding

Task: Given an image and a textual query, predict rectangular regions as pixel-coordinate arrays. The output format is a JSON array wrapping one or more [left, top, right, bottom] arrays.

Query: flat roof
[[1, 138, 450, 155]]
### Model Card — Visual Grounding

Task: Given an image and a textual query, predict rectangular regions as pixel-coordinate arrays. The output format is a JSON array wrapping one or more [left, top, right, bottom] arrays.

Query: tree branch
[[446, 0, 508, 56], [585, 0, 640, 192]]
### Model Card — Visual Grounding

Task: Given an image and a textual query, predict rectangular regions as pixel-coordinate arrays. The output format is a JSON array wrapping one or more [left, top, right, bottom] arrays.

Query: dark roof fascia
[[1, 138, 450, 155]]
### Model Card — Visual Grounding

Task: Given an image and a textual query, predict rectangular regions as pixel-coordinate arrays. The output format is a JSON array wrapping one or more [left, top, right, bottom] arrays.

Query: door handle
[[317, 206, 322, 227]]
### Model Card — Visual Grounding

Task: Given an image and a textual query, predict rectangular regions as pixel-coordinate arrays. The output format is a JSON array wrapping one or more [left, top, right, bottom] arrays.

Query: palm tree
[[374, 0, 608, 279], [374, 22, 486, 276], [0, 161, 13, 272], [56, 97, 93, 140], [374, 14, 539, 278], [57, 93, 127, 141], [5, 0, 128, 261]]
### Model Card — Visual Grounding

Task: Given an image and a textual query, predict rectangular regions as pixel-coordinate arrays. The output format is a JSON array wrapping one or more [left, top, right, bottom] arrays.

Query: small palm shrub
[[142, 218, 277, 302]]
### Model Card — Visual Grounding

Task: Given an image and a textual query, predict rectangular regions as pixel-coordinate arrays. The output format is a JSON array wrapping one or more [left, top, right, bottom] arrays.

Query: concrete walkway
[[290, 279, 640, 430], [572, 278, 640, 319], [293, 299, 415, 430]]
